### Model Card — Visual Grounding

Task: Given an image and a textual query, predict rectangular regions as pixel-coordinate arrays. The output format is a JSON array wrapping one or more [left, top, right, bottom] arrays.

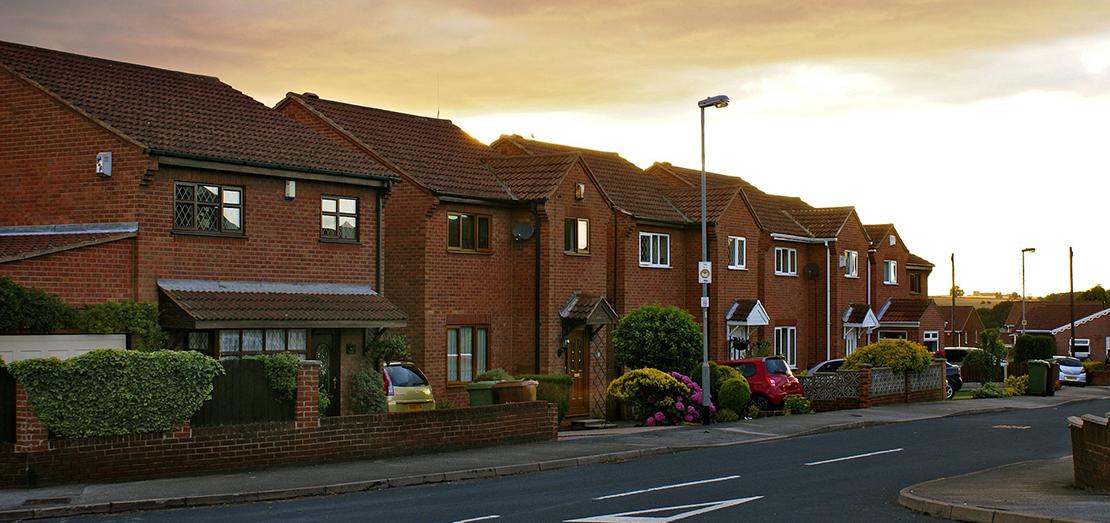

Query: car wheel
[[945, 380, 955, 400], [752, 395, 772, 411]]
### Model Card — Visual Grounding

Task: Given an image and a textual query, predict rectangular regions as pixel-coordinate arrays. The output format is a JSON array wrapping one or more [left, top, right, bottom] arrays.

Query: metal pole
[[700, 106, 711, 426], [951, 253, 956, 348], [1070, 247, 1075, 357], [1021, 251, 1026, 335]]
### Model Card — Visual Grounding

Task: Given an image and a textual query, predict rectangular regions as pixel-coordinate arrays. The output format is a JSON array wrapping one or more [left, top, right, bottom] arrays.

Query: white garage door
[[0, 334, 127, 363]]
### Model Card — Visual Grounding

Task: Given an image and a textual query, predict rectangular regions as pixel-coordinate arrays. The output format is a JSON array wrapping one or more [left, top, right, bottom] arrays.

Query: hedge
[[1012, 335, 1056, 362], [518, 373, 572, 423], [613, 305, 702, 373], [843, 339, 933, 373], [77, 301, 167, 351], [350, 367, 387, 415], [0, 277, 75, 333], [251, 352, 300, 401], [8, 349, 224, 438]]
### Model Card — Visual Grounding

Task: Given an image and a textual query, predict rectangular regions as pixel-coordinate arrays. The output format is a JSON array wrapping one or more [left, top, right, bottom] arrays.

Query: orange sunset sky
[[2, 0, 1108, 297]]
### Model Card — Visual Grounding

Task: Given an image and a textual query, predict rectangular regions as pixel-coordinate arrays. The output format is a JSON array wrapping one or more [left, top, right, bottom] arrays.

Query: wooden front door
[[566, 328, 590, 417], [312, 329, 342, 417]]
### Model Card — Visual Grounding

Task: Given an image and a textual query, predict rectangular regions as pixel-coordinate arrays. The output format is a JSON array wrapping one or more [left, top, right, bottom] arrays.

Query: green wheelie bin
[[1026, 360, 1049, 396]]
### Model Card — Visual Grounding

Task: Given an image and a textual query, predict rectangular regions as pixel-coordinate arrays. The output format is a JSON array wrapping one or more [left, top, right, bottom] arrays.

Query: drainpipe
[[825, 240, 831, 361], [866, 248, 875, 344], [533, 202, 541, 374], [375, 190, 383, 292]]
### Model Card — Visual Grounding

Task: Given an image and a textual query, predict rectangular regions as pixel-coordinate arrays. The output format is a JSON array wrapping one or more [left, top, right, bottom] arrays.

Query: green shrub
[[318, 389, 331, 416], [1081, 361, 1105, 373], [0, 277, 76, 333], [8, 349, 223, 438], [750, 340, 771, 358], [350, 368, 387, 414], [718, 378, 751, 413], [961, 350, 998, 383], [714, 408, 739, 423], [607, 368, 690, 425], [613, 305, 702, 373], [971, 382, 1007, 398], [250, 352, 299, 401], [689, 361, 742, 407], [1004, 375, 1029, 396], [745, 404, 760, 419], [77, 301, 166, 351], [843, 339, 933, 373], [1012, 335, 1055, 362], [435, 399, 455, 409], [518, 374, 572, 423], [475, 368, 514, 382], [783, 394, 812, 415], [365, 334, 411, 366]]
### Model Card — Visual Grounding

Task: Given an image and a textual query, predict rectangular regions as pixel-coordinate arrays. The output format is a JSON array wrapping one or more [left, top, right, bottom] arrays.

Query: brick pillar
[[858, 364, 872, 409], [295, 360, 321, 430], [934, 359, 947, 400], [14, 384, 48, 453]]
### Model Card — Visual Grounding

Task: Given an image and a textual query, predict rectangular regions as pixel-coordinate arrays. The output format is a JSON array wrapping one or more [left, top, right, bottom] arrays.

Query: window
[[909, 273, 921, 294], [1071, 338, 1090, 356], [844, 327, 858, 356], [638, 232, 670, 268], [213, 328, 307, 359], [728, 236, 747, 269], [447, 213, 491, 252], [188, 331, 210, 353], [878, 330, 907, 340], [173, 182, 243, 235], [447, 326, 488, 382], [843, 250, 858, 278], [889, 234, 897, 246], [923, 331, 939, 352], [564, 218, 590, 254], [883, 260, 898, 284], [321, 196, 358, 241], [775, 247, 797, 276], [774, 326, 797, 367]]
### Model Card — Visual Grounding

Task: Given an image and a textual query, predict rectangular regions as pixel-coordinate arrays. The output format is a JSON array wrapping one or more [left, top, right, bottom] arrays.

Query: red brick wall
[[831, 216, 871, 358], [0, 401, 556, 488], [706, 200, 761, 360], [870, 227, 911, 307], [1, 239, 136, 305], [1055, 313, 1110, 361], [1070, 413, 1110, 490], [617, 222, 689, 315], [759, 237, 823, 369]]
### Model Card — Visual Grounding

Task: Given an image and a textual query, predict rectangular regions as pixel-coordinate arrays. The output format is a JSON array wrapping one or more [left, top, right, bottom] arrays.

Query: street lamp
[[698, 94, 729, 426], [1021, 247, 1035, 334]]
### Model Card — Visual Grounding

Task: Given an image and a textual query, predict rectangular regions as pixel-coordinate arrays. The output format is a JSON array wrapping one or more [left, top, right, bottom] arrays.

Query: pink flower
[[675, 402, 685, 411], [654, 411, 666, 422], [645, 417, 656, 427], [709, 404, 717, 413], [684, 414, 694, 422], [691, 393, 702, 403], [687, 405, 696, 414]]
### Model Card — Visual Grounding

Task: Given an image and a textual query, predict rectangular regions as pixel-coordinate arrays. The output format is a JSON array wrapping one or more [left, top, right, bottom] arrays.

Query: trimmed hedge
[[8, 349, 224, 438], [844, 339, 933, 373], [518, 373, 572, 423], [475, 368, 514, 382], [613, 305, 702, 373], [1012, 335, 1055, 362], [252, 352, 300, 401], [718, 378, 751, 413], [690, 361, 743, 408], [78, 301, 166, 351], [0, 277, 76, 333], [350, 368, 387, 414]]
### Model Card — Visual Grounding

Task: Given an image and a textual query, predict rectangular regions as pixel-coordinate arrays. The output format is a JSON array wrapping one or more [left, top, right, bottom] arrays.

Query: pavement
[[1, 386, 1108, 522]]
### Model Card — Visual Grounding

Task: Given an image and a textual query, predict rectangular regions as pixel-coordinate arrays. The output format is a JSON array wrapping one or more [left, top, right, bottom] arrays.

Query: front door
[[566, 328, 590, 417], [312, 330, 342, 417]]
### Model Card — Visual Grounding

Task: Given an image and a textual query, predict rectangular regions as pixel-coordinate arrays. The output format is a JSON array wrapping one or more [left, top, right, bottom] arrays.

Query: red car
[[717, 356, 803, 410]]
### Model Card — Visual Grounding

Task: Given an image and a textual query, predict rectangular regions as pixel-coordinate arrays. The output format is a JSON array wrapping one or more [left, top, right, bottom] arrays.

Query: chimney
[[303, 92, 319, 99]]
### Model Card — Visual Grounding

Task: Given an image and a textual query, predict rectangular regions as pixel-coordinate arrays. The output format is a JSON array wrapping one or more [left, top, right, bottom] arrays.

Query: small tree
[[613, 305, 702, 373], [1012, 335, 1055, 362], [365, 334, 411, 367]]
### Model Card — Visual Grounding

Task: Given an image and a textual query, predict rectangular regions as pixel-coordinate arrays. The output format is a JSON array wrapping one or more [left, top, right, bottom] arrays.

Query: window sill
[[638, 264, 671, 269], [321, 237, 361, 245], [845, 275, 860, 279], [447, 249, 493, 256], [883, 282, 899, 286], [564, 251, 591, 257], [172, 230, 247, 239], [774, 272, 798, 277], [727, 266, 748, 271]]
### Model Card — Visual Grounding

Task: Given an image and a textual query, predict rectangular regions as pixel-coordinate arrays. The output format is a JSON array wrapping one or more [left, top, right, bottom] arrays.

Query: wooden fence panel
[[191, 359, 293, 427], [0, 368, 13, 443]]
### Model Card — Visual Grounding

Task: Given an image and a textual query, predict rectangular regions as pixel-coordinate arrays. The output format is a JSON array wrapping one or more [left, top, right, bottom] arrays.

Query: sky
[[2, 0, 1107, 297]]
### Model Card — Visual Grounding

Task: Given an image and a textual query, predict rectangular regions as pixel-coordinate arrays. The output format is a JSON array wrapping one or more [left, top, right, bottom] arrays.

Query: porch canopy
[[560, 292, 618, 327], [724, 299, 770, 326], [158, 279, 407, 330], [842, 303, 879, 330]]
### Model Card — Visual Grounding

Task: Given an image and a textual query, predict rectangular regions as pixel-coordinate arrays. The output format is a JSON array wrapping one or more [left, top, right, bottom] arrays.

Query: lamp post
[[698, 94, 729, 426], [1021, 247, 1035, 334]]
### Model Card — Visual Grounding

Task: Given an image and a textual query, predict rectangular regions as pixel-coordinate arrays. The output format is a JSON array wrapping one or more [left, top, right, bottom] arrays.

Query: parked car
[[808, 358, 845, 374], [382, 362, 436, 412], [717, 356, 803, 410], [938, 346, 982, 366], [946, 362, 963, 400], [1052, 356, 1087, 386]]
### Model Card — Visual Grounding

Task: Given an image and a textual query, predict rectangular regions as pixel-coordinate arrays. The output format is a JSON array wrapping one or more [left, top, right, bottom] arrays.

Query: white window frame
[[923, 331, 939, 352], [775, 326, 797, 367], [638, 232, 671, 268], [843, 250, 859, 278], [727, 236, 747, 270], [844, 327, 858, 356], [883, 260, 898, 284], [878, 330, 907, 340], [1071, 338, 1090, 356], [775, 247, 798, 276]]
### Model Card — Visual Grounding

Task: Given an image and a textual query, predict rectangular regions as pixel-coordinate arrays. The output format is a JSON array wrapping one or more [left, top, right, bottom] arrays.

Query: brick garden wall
[[1069, 413, 1110, 491]]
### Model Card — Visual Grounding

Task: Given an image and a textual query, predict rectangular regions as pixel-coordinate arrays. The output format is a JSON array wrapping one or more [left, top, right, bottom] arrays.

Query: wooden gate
[[191, 359, 293, 427], [0, 368, 14, 443]]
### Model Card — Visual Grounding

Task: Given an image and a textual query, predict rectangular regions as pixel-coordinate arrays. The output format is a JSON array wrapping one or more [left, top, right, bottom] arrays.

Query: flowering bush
[[607, 369, 712, 426], [843, 339, 933, 373]]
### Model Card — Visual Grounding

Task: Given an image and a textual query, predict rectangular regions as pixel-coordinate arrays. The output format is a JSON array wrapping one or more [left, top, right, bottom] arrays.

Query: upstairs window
[[564, 218, 590, 254], [909, 272, 922, 294], [321, 196, 358, 241], [775, 247, 797, 276], [728, 236, 747, 269], [884, 260, 898, 284], [843, 250, 859, 278], [174, 182, 243, 235], [638, 232, 670, 268], [447, 213, 491, 252]]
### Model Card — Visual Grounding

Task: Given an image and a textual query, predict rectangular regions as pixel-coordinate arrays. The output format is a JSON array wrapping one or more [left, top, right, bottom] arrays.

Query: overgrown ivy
[[250, 352, 300, 401], [8, 349, 224, 438], [0, 277, 76, 333], [78, 301, 167, 351]]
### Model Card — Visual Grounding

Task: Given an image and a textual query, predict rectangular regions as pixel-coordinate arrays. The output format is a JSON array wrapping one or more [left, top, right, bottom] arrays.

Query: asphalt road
[[58, 398, 1110, 523]]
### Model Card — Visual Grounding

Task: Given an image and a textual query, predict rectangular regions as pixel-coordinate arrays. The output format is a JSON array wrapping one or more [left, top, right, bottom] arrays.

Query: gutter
[[771, 233, 836, 244], [151, 150, 397, 184], [375, 190, 383, 292]]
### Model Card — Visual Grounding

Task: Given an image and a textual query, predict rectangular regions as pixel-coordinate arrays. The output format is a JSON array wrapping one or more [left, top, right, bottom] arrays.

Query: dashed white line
[[804, 448, 903, 466], [593, 475, 741, 500], [454, 516, 500, 523]]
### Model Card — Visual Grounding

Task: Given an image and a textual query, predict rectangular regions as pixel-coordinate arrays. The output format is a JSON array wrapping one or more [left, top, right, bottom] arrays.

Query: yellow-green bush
[[1004, 374, 1029, 396], [607, 368, 691, 426], [718, 378, 751, 413], [843, 339, 933, 373]]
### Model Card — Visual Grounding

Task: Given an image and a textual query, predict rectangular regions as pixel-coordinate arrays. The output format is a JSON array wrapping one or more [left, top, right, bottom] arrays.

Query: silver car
[[1053, 356, 1087, 386]]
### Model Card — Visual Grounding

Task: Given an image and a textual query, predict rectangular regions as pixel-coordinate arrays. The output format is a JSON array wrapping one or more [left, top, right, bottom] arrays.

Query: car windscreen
[[385, 365, 428, 387], [764, 358, 791, 375], [1057, 357, 1082, 367], [946, 350, 969, 364], [733, 363, 757, 378]]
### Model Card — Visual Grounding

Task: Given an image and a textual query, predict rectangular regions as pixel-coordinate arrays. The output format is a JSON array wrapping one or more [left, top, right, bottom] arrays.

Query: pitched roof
[[284, 94, 511, 200], [785, 207, 855, 238], [864, 224, 893, 247], [936, 305, 977, 330], [494, 136, 687, 223], [158, 280, 406, 328], [878, 298, 934, 323], [1002, 301, 1107, 331], [907, 253, 935, 269], [481, 153, 581, 201], [0, 222, 137, 263], [661, 186, 741, 223], [559, 293, 618, 325], [0, 41, 394, 180]]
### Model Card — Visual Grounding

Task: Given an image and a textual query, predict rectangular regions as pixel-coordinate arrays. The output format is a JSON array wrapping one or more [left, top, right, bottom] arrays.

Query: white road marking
[[566, 496, 763, 523], [993, 425, 1031, 430], [804, 448, 903, 466], [454, 516, 500, 523], [593, 475, 741, 500], [716, 427, 778, 437]]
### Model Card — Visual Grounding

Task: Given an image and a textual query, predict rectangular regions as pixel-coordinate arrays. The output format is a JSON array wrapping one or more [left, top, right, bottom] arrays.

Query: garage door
[[0, 334, 127, 363]]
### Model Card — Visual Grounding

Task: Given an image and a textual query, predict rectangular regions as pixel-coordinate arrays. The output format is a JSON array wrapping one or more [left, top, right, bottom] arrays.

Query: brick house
[[0, 41, 407, 415], [936, 305, 985, 347], [1002, 301, 1109, 360], [275, 98, 617, 415], [1050, 307, 1110, 362], [876, 298, 947, 352]]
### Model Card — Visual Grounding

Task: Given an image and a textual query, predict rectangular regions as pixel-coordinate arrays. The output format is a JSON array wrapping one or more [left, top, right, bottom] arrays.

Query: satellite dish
[[512, 223, 535, 241], [804, 263, 821, 279]]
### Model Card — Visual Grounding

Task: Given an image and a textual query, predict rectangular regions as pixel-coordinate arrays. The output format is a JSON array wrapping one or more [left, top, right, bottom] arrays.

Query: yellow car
[[383, 362, 436, 413]]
